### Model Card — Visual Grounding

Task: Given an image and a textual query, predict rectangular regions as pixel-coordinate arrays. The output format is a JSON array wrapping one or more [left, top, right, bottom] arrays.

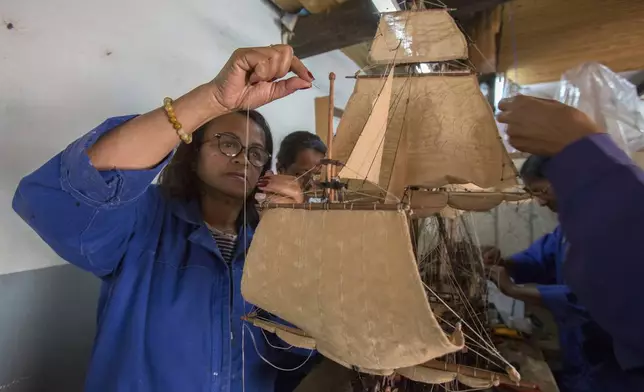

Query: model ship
[[241, 4, 535, 391]]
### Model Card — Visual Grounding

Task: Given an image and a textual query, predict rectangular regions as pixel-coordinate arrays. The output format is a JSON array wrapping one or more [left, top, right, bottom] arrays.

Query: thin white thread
[[241, 107, 251, 392], [426, 270, 500, 359], [260, 328, 294, 350], [442, 247, 494, 347], [445, 269, 491, 345], [244, 324, 315, 372], [422, 280, 512, 369], [437, 316, 504, 369]]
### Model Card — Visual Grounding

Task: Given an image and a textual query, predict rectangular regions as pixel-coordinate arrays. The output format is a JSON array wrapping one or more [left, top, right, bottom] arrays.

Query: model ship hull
[[240, 6, 532, 390]]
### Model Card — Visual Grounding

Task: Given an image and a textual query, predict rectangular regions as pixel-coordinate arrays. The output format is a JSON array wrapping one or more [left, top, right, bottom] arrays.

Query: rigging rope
[[422, 280, 513, 370], [244, 324, 316, 372]]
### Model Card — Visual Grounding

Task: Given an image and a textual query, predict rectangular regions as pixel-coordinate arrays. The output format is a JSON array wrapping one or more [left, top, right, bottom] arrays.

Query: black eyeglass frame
[[203, 133, 272, 168]]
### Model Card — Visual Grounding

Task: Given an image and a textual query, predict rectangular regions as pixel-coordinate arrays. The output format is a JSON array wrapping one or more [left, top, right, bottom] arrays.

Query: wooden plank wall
[[273, 0, 350, 13], [465, 6, 502, 74], [498, 0, 644, 85]]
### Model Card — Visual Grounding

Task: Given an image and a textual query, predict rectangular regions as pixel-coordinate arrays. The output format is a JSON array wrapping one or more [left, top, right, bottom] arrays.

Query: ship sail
[[333, 14, 520, 209], [384, 75, 517, 190], [370, 10, 468, 63], [337, 67, 394, 184], [241, 208, 464, 372], [335, 74, 518, 197]]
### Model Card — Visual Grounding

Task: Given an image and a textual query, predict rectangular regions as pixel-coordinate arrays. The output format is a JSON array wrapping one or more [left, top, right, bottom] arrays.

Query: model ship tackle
[[241, 2, 538, 391]]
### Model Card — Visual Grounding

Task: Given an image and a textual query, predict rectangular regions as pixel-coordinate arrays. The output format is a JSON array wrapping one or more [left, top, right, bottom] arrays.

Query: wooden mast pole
[[327, 72, 336, 202]]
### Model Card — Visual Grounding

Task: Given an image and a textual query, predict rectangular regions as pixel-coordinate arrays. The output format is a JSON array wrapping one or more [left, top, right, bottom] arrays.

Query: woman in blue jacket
[[495, 95, 644, 391], [12, 45, 314, 392], [485, 155, 598, 392]]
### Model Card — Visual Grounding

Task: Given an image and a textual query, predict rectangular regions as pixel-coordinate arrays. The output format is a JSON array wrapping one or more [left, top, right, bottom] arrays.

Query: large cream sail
[[241, 208, 464, 371], [336, 74, 517, 198], [381, 74, 518, 194], [370, 10, 468, 64], [335, 73, 518, 203]]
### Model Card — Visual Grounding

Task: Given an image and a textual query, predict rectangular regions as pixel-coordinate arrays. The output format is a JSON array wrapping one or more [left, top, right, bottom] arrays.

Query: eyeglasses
[[205, 133, 271, 168]]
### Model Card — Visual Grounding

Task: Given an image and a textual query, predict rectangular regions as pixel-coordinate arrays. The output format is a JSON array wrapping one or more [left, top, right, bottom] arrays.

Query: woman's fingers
[[257, 45, 313, 82], [289, 54, 314, 82], [252, 45, 296, 82], [257, 175, 304, 203], [497, 97, 515, 111], [241, 45, 313, 85], [211, 45, 313, 111], [270, 76, 311, 101], [246, 47, 281, 85], [495, 110, 514, 124]]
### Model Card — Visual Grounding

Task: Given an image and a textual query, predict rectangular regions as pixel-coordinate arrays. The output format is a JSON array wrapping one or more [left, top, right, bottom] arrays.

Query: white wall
[[0, 0, 358, 274]]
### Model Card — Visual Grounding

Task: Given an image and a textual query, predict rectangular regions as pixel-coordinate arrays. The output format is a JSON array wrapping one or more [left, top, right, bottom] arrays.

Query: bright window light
[[371, 0, 399, 13]]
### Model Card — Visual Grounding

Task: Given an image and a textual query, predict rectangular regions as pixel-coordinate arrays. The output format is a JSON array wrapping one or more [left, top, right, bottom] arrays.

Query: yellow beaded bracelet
[[163, 97, 192, 144]]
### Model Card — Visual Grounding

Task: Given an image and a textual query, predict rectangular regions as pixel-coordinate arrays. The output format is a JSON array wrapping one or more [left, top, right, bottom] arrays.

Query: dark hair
[[520, 155, 551, 181], [158, 110, 273, 228], [276, 131, 327, 173]]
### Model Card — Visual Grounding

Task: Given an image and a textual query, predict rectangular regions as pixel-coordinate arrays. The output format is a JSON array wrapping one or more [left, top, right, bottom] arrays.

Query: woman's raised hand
[[257, 171, 305, 204], [210, 45, 314, 112]]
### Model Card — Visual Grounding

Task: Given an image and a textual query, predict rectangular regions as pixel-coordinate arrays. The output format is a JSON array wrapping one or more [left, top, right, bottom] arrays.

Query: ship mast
[[326, 72, 336, 202]]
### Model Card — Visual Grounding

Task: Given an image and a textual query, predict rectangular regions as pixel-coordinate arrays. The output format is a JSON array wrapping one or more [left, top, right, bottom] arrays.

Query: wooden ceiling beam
[[401, 0, 511, 19], [289, 0, 379, 59], [289, 0, 511, 59]]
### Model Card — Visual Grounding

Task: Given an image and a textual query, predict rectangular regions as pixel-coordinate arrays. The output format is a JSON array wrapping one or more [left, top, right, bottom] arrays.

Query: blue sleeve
[[508, 231, 559, 285], [12, 116, 171, 277], [536, 285, 588, 328], [547, 133, 644, 370]]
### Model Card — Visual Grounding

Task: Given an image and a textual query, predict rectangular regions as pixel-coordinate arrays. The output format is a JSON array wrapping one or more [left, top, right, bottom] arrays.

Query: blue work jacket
[[510, 226, 598, 391], [13, 116, 311, 392]]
